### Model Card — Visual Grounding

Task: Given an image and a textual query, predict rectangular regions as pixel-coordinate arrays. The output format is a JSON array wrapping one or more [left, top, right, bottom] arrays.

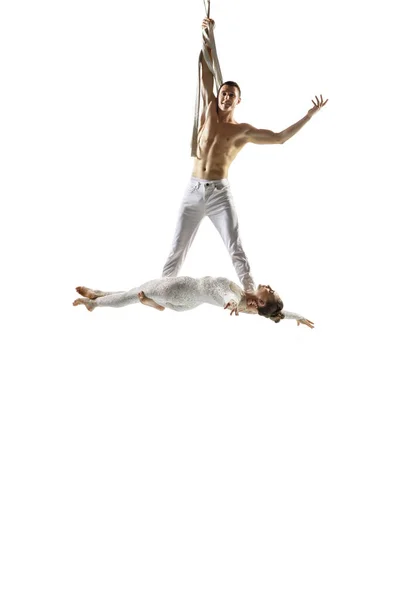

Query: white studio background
[[1, 0, 399, 599]]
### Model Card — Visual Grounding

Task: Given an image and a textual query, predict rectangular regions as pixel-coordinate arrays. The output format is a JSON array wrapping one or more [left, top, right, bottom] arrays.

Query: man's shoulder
[[228, 122, 253, 145], [236, 122, 255, 134]]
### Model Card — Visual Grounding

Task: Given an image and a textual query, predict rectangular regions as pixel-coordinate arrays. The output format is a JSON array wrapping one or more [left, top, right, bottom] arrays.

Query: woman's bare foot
[[138, 291, 165, 311], [73, 297, 95, 311], [76, 286, 107, 300]]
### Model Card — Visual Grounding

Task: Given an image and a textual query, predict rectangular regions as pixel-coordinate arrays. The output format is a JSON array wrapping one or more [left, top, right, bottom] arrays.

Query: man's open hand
[[308, 95, 328, 117]]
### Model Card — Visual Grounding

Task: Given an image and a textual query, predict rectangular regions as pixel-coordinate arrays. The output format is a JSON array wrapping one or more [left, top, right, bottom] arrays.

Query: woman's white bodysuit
[[94, 276, 241, 311], [92, 276, 304, 321]]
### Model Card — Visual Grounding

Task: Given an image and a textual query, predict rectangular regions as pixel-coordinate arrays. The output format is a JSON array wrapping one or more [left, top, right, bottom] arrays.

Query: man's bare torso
[[192, 100, 248, 180]]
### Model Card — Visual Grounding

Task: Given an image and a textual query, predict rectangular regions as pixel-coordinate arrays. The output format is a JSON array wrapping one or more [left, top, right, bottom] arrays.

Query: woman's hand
[[224, 300, 239, 316], [296, 317, 314, 328]]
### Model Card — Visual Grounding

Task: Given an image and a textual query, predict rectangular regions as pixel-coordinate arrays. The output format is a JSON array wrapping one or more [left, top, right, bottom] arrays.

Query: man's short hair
[[218, 81, 241, 98]]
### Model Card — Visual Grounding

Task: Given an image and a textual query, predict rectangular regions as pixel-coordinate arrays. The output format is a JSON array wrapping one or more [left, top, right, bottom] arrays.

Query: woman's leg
[[76, 286, 124, 299], [73, 287, 142, 311]]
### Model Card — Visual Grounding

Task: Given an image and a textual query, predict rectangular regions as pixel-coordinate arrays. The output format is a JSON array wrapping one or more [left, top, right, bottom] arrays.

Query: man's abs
[[192, 120, 245, 179]]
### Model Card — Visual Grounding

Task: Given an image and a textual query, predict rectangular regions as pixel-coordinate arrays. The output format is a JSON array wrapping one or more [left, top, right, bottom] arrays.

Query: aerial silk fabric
[[191, 23, 223, 157]]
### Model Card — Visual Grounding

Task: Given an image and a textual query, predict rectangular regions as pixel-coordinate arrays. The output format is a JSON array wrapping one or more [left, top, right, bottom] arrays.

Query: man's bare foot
[[73, 297, 95, 311], [76, 286, 107, 300]]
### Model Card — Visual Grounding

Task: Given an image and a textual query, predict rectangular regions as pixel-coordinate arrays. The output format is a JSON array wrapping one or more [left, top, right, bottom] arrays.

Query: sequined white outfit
[[90, 276, 305, 321]]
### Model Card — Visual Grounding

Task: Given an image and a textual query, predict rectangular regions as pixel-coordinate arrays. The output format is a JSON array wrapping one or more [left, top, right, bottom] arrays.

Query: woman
[[73, 276, 314, 328]]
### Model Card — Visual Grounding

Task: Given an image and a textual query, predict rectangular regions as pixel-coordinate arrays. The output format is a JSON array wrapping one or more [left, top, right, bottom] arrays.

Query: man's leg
[[207, 184, 255, 292], [162, 182, 204, 277]]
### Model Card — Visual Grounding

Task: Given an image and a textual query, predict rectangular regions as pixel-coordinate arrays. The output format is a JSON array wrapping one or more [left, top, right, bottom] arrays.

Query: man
[[162, 18, 328, 291]]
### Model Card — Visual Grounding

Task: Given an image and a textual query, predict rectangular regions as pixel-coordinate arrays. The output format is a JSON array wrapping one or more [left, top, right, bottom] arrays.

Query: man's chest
[[201, 120, 244, 150]]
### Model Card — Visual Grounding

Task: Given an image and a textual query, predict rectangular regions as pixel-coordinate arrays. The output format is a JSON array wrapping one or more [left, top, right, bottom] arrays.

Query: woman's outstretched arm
[[280, 310, 314, 328]]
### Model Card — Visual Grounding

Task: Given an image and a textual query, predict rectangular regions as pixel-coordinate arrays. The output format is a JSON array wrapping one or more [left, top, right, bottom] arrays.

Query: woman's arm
[[280, 310, 314, 328], [223, 281, 243, 316]]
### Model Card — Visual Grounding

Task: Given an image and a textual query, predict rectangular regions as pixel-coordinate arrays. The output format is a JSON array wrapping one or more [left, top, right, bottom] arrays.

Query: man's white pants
[[162, 177, 255, 291]]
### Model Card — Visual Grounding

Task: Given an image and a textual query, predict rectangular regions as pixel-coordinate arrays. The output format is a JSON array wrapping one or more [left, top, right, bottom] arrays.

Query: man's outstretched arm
[[200, 18, 216, 106], [244, 95, 328, 145]]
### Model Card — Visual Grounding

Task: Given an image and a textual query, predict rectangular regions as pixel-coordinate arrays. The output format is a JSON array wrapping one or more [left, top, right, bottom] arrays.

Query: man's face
[[218, 85, 241, 112]]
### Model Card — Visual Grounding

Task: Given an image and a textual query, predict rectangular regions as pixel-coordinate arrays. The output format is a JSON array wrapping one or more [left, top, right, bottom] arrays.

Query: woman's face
[[244, 285, 277, 312], [254, 284, 277, 307]]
